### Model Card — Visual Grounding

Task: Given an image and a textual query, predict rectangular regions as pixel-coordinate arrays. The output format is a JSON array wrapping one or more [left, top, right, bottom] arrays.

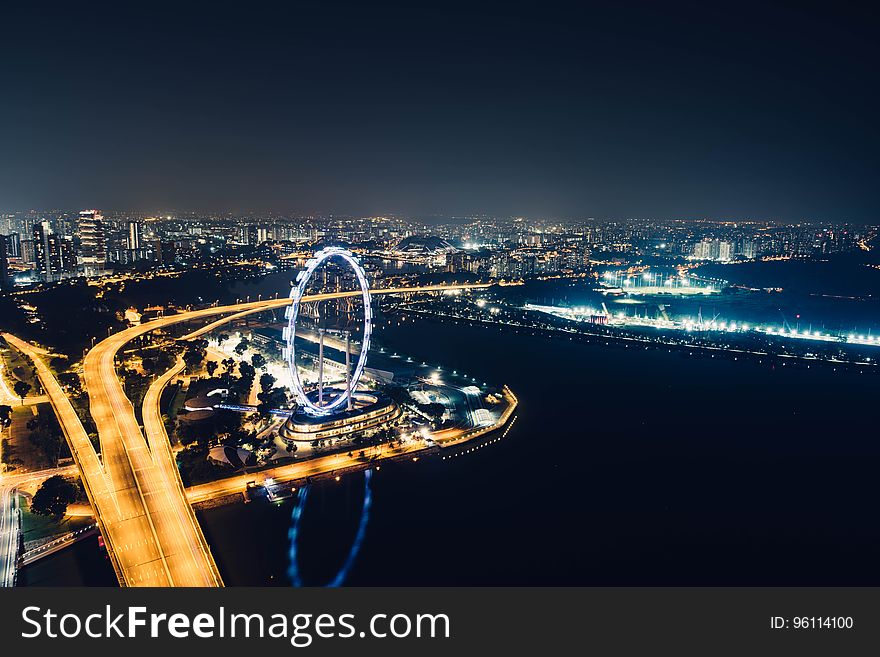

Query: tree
[[259, 372, 276, 393], [217, 333, 229, 346], [238, 361, 256, 382], [206, 360, 218, 377], [13, 381, 31, 404], [49, 356, 68, 372], [257, 386, 288, 418], [176, 420, 202, 447], [417, 402, 445, 420], [0, 405, 12, 428], [182, 345, 206, 373], [121, 369, 150, 408], [251, 353, 266, 370], [141, 349, 175, 376], [58, 372, 81, 393], [233, 339, 249, 356], [31, 475, 79, 517]]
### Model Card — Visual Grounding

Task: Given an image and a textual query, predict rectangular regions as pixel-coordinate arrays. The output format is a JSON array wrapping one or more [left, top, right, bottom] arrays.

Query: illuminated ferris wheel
[[283, 247, 372, 416]]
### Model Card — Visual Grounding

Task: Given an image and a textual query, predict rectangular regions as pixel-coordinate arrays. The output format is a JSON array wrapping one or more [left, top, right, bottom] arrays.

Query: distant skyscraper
[[246, 225, 269, 246], [154, 239, 176, 265], [693, 239, 718, 260], [58, 236, 77, 276], [692, 238, 734, 261], [0, 236, 10, 291], [33, 221, 53, 279], [4, 232, 21, 258], [20, 239, 35, 265], [79, 210, 107, 273], [127, 221, 142, 250], [33, 221, 77, 281], [739, 239, 757, 259]]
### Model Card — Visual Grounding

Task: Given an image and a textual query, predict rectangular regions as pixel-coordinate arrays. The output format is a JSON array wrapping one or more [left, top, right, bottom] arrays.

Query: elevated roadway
[[10, 282, 491, 587]]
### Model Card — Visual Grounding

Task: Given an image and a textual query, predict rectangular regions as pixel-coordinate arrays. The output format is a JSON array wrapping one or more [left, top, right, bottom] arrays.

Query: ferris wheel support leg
[[318, 329, 324, 406], [345, 331, 352, 411]]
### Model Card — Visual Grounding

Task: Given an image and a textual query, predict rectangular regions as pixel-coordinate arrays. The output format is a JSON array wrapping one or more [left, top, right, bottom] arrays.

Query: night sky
[[1, 1, 877, 220]]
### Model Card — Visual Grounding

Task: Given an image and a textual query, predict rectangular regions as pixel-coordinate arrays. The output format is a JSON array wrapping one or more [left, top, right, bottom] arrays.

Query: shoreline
[[189, 385, 519, 511]]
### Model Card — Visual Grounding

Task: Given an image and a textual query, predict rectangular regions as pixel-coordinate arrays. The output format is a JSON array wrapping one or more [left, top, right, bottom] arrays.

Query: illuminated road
[[185, 442, 425, 504], [0, 465, 80, 491], [185, 385, 517, 503], [180, 282, 495, 341], [20, 524, 98, 566], [4, 283, 494, 587], [0, 382, 517, 578], [0, 465, 85, 587], [84, 333, 222, 586], [3, 333, 148, 585], [0, 463, 92, 586], [141, 355, 221, 582], [0, 484, 18, 587], [0, 360, 49, 407], [1, 345, 65, 585], [83, 282, 494, 587]]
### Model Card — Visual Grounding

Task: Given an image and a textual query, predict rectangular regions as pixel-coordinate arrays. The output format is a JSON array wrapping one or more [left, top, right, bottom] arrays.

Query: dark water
[[199, 317, 880, 585], [514, 261, 880, 335], [19, 535, 118, 586], [235, 257, 880, 335], [23, 257, 880, 585], [701, 254, 880, 298]]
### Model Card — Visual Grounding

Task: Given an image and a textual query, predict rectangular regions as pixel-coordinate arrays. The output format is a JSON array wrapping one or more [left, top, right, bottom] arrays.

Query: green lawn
[[18, 494, 93, 543]]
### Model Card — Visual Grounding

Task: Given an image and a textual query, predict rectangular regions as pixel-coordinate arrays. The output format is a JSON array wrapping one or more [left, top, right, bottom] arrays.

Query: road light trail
[[184, 385, 518, 504], [0, 486, 18, 587], [0, 464, 80, 587], [180, 282, 495, 341], [84, 331, 221, 586], [5, 282, 494, 587], [0, 360, 49, 407], [2, 333, 151, 585], [141, 357, 224, 585], [0, 380, 517, 580]]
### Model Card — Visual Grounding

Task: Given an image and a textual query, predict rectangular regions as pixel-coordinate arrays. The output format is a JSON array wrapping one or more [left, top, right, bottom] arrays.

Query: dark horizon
[[2, 209, 877, 227], [1, 1, 878, 221]]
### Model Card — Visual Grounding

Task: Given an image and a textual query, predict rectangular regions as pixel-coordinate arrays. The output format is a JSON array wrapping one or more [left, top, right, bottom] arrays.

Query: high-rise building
[[58, 236, 77, 276], [33, 221, 77, 281], [0, 236, 10, 291], [4, 232, 21, 258], [33, 221, 53, 278], [79, 209, 107, 273], [20, 239, 35, 265], [246, 225, 269, 246], [693, 239, 719, 260], [127, 221, 143, 250], [738, 239, 757, 259], [692, 238, 734, 261], [154, 239, 176, 265]]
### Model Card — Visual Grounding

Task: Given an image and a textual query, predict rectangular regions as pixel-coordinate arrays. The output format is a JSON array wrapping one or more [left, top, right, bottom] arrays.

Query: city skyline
[[2, 0, 880, 599], [1, 2, 878, 220]]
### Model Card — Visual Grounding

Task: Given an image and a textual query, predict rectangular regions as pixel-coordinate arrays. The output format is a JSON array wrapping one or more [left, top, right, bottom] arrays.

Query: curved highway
[[78, 282, 492, 586]]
